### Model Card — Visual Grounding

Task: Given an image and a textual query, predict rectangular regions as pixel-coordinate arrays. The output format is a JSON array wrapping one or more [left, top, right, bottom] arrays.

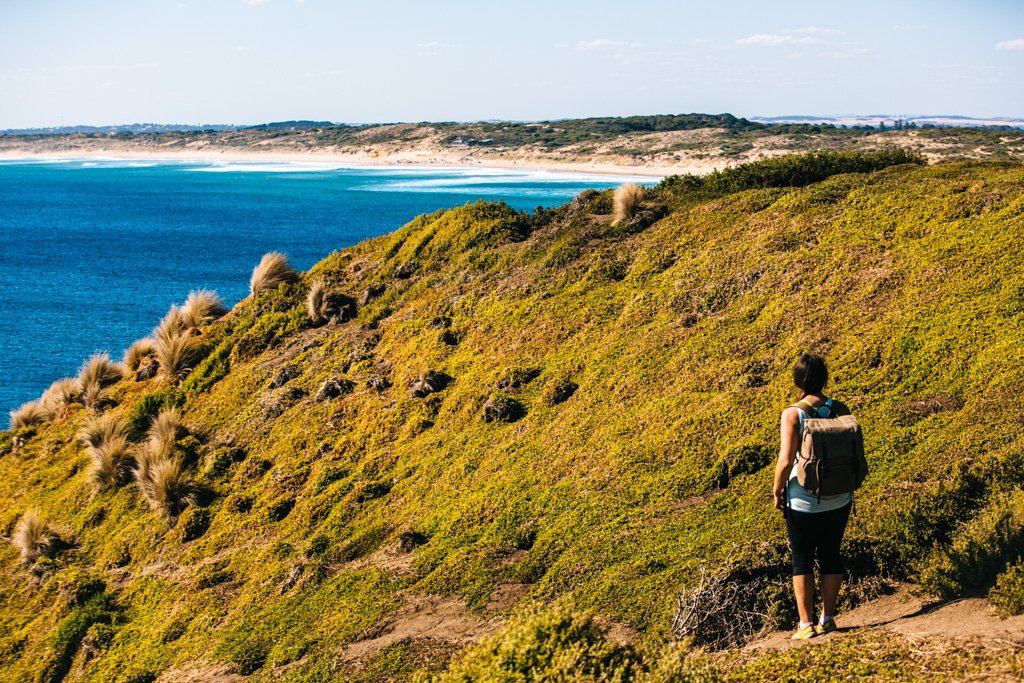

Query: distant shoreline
[[0, 149, 679, 179]]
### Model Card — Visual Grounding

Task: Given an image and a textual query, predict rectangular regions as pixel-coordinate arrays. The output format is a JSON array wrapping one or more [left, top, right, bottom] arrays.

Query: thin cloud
[[574, 39, 643, 50], [787, 26, 841, 35], [996, 38, 1024, 50], [737, 34, 823, 47]]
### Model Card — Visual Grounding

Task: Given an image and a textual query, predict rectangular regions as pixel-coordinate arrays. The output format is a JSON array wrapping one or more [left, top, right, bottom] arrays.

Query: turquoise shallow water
[[0, 159, 656, 415]]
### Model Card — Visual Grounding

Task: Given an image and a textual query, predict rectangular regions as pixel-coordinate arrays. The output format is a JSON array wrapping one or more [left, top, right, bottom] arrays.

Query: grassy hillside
[[2, 153, 1024, 682]]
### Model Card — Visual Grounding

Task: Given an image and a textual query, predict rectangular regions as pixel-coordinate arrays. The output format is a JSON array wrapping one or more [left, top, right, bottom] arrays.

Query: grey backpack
[[794, 400, 868, 500]]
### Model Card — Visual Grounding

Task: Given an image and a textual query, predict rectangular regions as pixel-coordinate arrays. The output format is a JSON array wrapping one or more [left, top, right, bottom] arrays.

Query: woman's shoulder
[[781, 404, 803, 424]]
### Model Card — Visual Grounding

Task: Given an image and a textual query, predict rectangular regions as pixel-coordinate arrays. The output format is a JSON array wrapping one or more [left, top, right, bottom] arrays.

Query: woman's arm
[[772, 407, 800, 510]]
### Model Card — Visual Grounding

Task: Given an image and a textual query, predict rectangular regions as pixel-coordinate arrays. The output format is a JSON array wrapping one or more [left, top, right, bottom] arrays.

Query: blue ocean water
[[0, 159, 657, 416]]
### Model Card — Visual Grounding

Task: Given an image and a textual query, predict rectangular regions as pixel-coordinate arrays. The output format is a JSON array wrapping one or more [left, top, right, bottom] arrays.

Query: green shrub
[[127, 390, 178, 438], [119, 669, 157, 683], [224, 493, 254, 513], [918, 490, 1024, 599], [85, 622, 115, 649], [232, 310, 307, 362], [44, 593, 120, 683], [58, 569, 106, 606], [220, 632, 271, 675], [181, 338, 233, 398], [178, 506, 211, 541], [658, 149, 924, 204], [266, 497, 296, 522], [433, 605, 619, 681], [724, 441, 773, 478], [989, 562, 1024, 617], [160, 617, 189, 644]]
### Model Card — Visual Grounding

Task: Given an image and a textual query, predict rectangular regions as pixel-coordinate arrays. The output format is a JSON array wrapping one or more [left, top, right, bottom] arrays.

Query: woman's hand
[[773, 488, 786, 510]]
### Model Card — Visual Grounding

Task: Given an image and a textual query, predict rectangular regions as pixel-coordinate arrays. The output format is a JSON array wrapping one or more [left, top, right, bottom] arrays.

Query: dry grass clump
[[9, 401, 50, 429], [307, 277, 328, 324], [77, 353, 126, 389], [123, 338, 156, 371], [77, 411, 130, 449], [147, 407, 182, 456], [250, 252, 299, 297], [87, 433, 132, 490], [612, 183, 645, 224], [154, 305, 187, 344], [133, 440, 162, 487], [12, 509, 53, 564], [154, 330, 195, 379], [136, 455, 199, 518], [81, 382, 109, 412], [133, 406, 197, 516], [40, 378, 80, 415], [182, 289, 226, 330], [78, 353, 125, 410]]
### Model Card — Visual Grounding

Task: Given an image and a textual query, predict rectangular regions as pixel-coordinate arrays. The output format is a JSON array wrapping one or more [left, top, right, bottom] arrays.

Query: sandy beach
[[0, 146, 696, 178]]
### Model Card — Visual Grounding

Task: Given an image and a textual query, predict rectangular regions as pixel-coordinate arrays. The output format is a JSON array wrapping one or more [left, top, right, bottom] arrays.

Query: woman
[[772, 353, 852, 640]]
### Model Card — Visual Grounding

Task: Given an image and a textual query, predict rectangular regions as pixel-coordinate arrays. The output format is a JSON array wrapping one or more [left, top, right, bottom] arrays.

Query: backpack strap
[[823, 398, 835, 418], [795, 398, 835, 418], [793, 400, 816, 417]]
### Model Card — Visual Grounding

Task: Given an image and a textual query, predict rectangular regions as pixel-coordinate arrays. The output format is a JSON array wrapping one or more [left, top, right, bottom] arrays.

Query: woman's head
[[793, 353, 828, 395]]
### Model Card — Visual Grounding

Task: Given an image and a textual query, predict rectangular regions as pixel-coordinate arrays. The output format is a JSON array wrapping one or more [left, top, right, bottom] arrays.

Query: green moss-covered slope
[[2, 156, 1024, 681]]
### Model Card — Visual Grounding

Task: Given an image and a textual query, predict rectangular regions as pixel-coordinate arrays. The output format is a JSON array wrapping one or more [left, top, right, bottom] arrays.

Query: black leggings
[[785, 502, 851, 576]]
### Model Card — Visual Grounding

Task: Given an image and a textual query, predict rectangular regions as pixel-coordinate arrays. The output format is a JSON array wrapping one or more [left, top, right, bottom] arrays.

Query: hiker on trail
[[772, 353, 865, 640]]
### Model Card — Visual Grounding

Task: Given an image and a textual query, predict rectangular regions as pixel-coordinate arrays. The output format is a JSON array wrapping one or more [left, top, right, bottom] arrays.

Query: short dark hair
[[793, 354, 828, 395]]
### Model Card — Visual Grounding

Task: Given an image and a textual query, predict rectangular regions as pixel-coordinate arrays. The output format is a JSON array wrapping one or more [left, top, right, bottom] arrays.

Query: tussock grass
[[147, 407, 182, 456], [153, 305, 187, 345], [40, 378, 80, 415], [249, 252, 299, 297], [133, 440, 163, 487], [12, 509, 53, 564], [154, 330, 196, 379], [9, 401, 49, 429], [77, 412, 130, 450], [123, 338, 156, 371], [136, 455, 199, 518], [77, 354, 125, 410], [80, 381, 109, 412], [135, 406, 182, 486], [182, 289, 227, 330], [77, 353, 125, 389], [306, 277, 328, 324], [612, 183, 645, 224], [87, 433, 132, 490]]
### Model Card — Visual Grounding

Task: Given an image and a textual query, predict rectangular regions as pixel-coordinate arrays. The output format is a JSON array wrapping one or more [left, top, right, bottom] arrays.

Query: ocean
[[0, 159, 657, 416]]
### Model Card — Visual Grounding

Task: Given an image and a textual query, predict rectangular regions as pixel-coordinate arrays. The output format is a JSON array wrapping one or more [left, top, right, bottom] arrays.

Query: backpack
[[793, 399, 868, 501]]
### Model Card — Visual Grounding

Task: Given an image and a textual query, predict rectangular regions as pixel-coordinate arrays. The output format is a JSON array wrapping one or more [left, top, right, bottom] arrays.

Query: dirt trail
[[340, 594, 501, 661], [747, 583, 1024, 651]]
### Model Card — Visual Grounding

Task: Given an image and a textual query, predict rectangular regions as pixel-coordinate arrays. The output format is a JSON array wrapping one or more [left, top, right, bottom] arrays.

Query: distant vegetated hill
[[2, 113, 1023, 169], [3, 151, 1024, 681]]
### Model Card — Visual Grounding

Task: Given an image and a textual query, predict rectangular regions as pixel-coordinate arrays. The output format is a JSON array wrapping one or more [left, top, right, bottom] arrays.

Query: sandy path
[[747, 583, 1024, 651]]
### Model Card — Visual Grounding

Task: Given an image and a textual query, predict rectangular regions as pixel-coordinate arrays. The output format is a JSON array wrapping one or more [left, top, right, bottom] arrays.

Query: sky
[[0, 0, 1022, 128]]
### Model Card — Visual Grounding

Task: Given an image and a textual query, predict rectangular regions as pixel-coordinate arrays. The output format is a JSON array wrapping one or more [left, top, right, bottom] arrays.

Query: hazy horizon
[[2, 0, 1023, 129], [5, 112, 1024, 132]]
